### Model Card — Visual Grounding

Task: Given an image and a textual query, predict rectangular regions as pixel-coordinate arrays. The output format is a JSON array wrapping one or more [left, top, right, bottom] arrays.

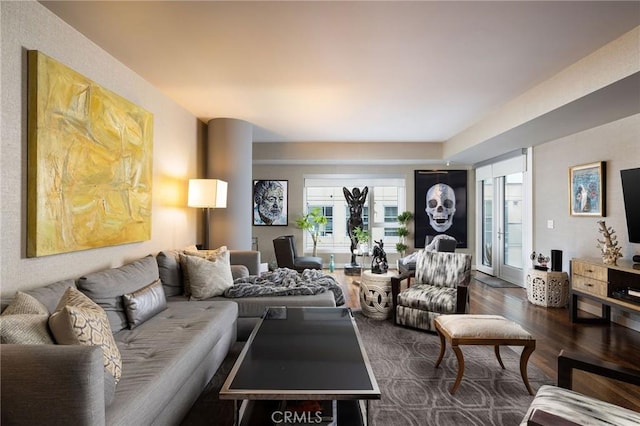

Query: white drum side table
[[526, 269, 570, 307], [359, 270, 395, 319]]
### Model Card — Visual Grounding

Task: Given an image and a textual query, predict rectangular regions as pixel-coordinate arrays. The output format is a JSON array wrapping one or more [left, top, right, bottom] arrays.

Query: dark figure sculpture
[[344, 186, 369, 266], [371, 239, 388, 274]]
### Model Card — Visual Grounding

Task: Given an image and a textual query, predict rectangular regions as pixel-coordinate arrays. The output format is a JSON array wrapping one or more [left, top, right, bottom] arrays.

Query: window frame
[[302, 175, 406, 254]]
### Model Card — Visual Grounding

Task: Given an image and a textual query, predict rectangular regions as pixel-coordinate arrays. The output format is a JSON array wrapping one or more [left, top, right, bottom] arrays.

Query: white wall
[[533, 113, 640, 328], [0, 1, 202, 297], [251, 163, 475, 268], [533, 114, 640, 269]]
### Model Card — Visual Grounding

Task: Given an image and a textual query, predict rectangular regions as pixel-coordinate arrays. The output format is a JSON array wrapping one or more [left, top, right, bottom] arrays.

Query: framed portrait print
[[414, 170, 468, 248], [253, 180, 288, 226], [569, 161, 606, 217]]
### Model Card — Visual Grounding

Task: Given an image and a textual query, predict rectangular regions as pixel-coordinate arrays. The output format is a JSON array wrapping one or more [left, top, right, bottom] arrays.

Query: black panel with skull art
[[414, 170, 468, 248]]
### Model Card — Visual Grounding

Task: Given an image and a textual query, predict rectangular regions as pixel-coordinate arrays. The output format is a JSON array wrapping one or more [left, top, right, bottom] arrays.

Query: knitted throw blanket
[[224, 268, 345, 306]]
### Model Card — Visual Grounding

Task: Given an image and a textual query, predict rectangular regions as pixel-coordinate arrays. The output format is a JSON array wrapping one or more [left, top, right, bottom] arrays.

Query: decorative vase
[[358, 243, 369, 255]]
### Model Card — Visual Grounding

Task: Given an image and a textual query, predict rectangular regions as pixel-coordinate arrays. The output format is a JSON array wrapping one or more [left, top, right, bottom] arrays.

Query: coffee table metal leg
[[366, 399, 369, 426], [356, 399, 370, 426]]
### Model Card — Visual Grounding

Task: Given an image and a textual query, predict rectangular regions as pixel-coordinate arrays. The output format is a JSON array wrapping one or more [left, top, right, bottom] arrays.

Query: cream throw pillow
[[0, 315, 54, 344], [2, 291, 49, 315], [0, 292, 54, 344], [180, 246, 228, 296], [184, 246, 226, 259], [49, 287, 122, 383], [182, 249, 234, 300]]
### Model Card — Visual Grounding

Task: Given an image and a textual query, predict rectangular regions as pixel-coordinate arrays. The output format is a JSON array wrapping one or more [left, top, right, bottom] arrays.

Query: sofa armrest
[[229, 250, 261, 276], [557, 349, 640, 390], [1, 344, 106, 426]]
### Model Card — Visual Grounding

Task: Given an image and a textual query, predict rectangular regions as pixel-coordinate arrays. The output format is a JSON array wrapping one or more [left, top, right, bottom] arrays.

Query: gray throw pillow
[[77, 255, 160, 333], [24, 279, 77, 314], [156, 250, 183, 296], [231, 265, 250, 280], [122, 279, 167, 329]]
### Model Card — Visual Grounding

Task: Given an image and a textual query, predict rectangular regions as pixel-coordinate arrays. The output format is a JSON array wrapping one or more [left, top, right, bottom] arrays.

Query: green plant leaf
[[397, 211, 414, 224], [353, 226, 369, 243]]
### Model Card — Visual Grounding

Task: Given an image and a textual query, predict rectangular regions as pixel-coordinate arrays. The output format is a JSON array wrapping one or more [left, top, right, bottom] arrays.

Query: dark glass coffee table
[[220, 307, 380, 425]]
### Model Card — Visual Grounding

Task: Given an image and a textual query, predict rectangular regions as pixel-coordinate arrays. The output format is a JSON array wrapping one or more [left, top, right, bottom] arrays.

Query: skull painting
[[425, 183, 456, 232]]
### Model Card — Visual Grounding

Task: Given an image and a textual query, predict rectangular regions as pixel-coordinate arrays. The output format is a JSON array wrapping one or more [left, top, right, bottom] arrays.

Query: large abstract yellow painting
[[27, 51, 154, 257]]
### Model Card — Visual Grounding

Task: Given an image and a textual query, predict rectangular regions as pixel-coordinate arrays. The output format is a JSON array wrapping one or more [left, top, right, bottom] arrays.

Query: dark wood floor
[[332, 269, 640, 412]]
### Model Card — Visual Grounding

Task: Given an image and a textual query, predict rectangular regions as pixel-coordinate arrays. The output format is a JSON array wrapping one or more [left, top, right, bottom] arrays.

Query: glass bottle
[[329, 254, 335, 272]]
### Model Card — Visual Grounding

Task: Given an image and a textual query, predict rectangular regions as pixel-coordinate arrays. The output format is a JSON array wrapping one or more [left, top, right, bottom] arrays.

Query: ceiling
[[41, 1, 640, 154]]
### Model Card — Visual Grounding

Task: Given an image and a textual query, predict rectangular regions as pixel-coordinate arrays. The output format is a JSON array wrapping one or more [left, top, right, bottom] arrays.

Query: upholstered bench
[[434, 314, 536, 395]]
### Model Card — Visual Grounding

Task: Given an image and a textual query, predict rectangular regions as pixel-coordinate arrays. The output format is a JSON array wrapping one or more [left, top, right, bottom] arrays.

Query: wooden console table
[[570, 258, 640, 323]]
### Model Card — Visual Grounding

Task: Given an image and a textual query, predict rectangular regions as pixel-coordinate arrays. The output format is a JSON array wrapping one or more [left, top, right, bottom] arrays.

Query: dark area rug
[[474, 274, 522, 288], [181, 312, 552, 426]]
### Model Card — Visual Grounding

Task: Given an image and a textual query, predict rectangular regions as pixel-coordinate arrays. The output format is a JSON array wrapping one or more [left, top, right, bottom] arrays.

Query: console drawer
[[572, 275, 607, 297], [572, 261, 607, 282]]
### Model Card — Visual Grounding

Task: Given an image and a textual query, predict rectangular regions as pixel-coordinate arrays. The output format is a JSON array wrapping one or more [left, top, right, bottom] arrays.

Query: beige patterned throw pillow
[[0, 292, 54, 344], [49, 287, 122, 383], [0, 314, 54, 344], [2, 291, 49, 315]]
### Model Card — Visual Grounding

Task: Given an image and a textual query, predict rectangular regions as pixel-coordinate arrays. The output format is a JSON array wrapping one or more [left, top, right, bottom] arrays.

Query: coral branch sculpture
[[596, 220, 623, 265]]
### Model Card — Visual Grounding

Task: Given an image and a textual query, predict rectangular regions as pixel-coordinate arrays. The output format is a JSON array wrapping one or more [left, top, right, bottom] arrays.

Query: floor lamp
[[188, 179, 228, 250]]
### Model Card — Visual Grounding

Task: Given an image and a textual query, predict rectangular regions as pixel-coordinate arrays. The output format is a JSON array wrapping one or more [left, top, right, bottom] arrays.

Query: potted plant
[[395, 211, 413, 257], [295, 207, 328, 256], [353, 226, 370, 254]]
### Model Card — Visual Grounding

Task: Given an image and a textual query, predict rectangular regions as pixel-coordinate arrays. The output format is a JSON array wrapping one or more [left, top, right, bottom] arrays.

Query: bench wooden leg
[[435, 328, 447, 368], [450, 345, 465, 395], [520, 343, 535, 395], [494, 345, 505, 369]]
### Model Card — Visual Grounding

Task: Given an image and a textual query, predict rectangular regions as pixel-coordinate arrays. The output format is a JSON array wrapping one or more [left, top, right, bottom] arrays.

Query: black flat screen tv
[[620, 167, 640, 244]]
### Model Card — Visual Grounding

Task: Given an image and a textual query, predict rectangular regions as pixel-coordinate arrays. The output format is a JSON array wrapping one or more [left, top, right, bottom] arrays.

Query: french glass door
[[476, 157, 528, 285], [497, 173, 524, 283], [477, 179, 494, 275]]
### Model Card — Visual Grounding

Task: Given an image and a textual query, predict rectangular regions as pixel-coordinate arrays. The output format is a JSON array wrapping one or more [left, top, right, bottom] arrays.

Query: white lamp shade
[[188, 179, 228, 208]]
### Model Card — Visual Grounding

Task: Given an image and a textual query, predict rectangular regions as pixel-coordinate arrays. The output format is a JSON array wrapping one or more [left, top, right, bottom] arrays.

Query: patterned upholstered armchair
[[520, 350, 640, 425], [391, 250, 472, 332]]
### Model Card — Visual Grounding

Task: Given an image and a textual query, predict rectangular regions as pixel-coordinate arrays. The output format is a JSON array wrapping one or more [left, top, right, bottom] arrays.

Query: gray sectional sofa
[[0, 249, 338, 425], [157, 249, 336, 340]]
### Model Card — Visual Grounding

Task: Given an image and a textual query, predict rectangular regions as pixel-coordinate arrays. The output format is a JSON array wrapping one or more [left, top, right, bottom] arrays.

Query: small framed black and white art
[[252, 180, 288, 226]]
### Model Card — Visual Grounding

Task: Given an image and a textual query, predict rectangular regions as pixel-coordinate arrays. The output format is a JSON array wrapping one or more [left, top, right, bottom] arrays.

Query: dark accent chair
[[273, 235, 323, 272], [391, 250, 472, 332], [521, 350, 640, 425]]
